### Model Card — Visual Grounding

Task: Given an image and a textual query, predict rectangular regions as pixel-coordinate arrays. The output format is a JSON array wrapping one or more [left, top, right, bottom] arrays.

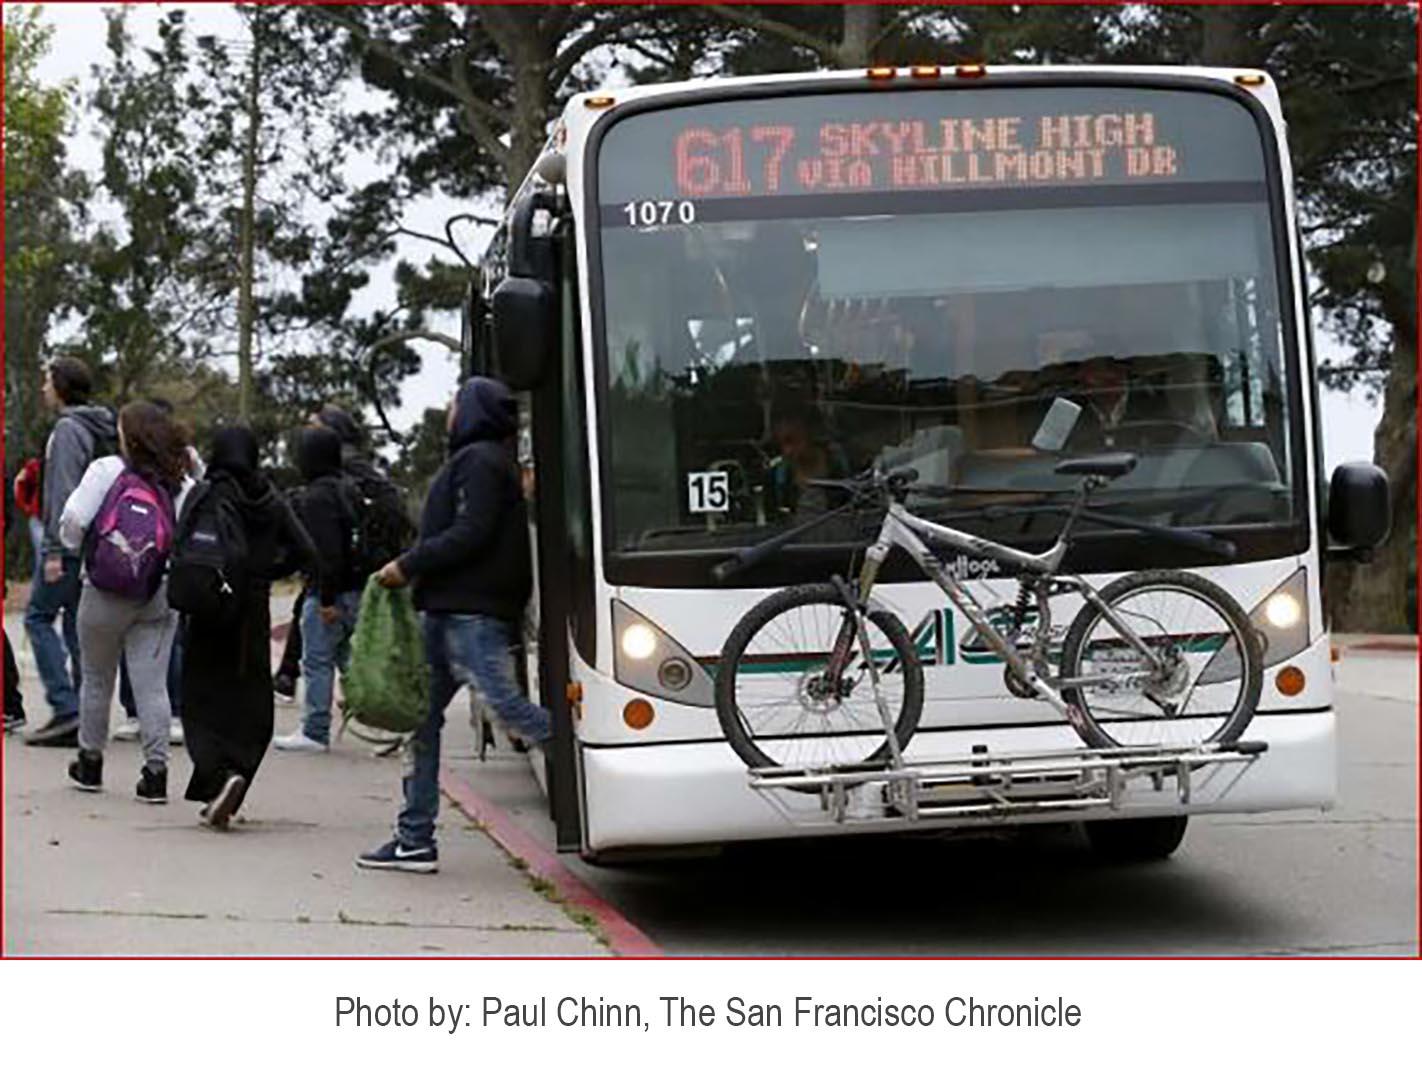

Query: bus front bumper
[[579, 710, 1335, 851]]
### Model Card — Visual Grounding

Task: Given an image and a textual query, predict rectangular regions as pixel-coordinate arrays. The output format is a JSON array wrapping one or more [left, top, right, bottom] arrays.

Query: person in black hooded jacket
[[358, 377, 550, 874], [182, 426, 317, 827], [274, 425, 362, 752], [272, 404, 405, 700]]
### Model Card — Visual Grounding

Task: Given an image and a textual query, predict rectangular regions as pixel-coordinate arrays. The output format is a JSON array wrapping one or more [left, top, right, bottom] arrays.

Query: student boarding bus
[[465, 66, 1389, 863]]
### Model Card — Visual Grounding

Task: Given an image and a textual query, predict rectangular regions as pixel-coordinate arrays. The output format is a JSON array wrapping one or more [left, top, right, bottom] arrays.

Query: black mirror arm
[[508, 191, 558, 279]]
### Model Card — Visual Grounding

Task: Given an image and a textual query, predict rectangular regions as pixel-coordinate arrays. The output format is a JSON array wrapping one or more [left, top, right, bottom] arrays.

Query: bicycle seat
[[1054, 453, 1138, 478]]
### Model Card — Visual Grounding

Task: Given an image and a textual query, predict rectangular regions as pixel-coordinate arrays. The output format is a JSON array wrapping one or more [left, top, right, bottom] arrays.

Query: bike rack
[[747, 740, 1269, 827]]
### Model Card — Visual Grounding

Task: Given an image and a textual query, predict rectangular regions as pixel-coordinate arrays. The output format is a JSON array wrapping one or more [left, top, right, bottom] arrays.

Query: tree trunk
[[506, 57, 550, 197], [1329, 342, 1417, 632], [235, 25, 262, 422], [1330, 209, 1418, 632], [1196, 8, 1249, 66], [838, 7, 879, 67]]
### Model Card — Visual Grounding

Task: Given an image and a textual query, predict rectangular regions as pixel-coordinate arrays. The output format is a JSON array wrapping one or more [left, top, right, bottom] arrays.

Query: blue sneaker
[[357, 839, 439, 874]]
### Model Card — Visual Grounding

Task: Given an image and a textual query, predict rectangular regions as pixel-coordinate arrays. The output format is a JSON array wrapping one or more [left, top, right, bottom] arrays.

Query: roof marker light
[[585, 94, 616, 108], [910, 65, 941, 79], [1235, 73, 1266, 87], [866, 66, 897, 81], [955, 63, 987, 79]]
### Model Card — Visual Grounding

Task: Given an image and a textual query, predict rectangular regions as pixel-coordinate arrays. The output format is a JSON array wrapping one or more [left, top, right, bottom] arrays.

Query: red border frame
[[1, 0, 1417, 963]]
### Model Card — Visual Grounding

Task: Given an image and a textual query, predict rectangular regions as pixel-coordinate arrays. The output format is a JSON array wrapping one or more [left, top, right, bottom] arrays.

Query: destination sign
[[598, 86, 1267, 207], [673, 112, 1180, 197]]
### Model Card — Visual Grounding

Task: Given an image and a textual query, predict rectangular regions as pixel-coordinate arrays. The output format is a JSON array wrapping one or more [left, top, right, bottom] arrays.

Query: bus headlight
[[1263, 592, 1302, 630], [1200, 568, 1309, 685], [1251, 568, 1309, 668], [612, 600, 716, 707], [620, 623, 658, 660]]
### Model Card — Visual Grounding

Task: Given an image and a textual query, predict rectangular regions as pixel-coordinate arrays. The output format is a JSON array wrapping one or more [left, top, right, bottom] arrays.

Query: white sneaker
[[273, 731, 328, 752], [170, 720, 184, 745], [113, 717, 140, 742]]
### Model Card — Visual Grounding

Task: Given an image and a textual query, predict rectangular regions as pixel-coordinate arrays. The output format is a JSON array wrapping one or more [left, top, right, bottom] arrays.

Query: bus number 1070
[[622, 199, 697, 227]]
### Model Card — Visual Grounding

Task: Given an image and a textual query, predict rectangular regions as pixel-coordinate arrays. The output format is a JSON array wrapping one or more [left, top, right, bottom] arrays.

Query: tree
[[1108, 4, 1417, 630], [3, 7, 82, 465]]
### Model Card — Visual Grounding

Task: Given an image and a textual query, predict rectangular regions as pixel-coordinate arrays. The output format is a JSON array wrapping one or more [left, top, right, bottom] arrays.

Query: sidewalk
[[2, 611, 608, 956]]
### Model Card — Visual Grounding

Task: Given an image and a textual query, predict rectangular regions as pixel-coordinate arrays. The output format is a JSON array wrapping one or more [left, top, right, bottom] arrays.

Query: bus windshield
[[593, 84, 1299, 568]]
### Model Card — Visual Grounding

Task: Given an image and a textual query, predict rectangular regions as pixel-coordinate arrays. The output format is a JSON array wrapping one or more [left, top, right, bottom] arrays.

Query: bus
[[466, 65, 1390, 863]]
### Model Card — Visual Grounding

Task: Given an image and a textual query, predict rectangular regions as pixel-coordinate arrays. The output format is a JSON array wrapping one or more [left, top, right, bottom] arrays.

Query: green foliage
[[3, 8, 71, 195], [4, 7, 82, 467]]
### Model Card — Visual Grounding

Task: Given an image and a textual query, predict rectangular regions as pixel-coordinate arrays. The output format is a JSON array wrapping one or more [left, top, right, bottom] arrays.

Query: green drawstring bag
[[343, 578, 429, 736]]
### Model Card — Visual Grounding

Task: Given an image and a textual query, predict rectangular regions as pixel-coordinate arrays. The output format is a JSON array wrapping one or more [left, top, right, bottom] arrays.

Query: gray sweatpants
[[77, 584, 177, 768]]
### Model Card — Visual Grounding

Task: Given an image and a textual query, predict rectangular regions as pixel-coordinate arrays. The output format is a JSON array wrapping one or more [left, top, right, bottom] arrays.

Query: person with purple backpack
[[58, 402, 195, 802]]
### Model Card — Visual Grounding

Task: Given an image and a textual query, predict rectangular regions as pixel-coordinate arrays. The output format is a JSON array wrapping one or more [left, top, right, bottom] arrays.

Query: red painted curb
[[1343, 640, 1419, 654], [439, 769, 663, 959]]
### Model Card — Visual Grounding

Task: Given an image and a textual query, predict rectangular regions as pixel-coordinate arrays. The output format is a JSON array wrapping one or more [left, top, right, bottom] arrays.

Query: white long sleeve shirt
[[59, 455, 195, 554]]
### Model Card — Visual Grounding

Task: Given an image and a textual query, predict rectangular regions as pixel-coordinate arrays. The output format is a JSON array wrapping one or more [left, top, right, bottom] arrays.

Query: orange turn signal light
[[956, 63, 987, 79], [1275, 666, 1306, 697], [866, 66, 897, 81], [623, 698, 655, 730]]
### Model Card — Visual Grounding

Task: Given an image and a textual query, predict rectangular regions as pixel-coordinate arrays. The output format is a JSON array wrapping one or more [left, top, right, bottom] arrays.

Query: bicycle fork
[[824, 565, 907, 770]]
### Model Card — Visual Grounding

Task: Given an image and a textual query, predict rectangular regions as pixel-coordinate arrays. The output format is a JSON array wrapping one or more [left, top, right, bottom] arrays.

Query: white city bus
[[466, 65, 1389, 862]]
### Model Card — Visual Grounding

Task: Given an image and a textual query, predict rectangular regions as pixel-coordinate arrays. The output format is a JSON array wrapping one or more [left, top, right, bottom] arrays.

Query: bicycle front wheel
[[1060, 570, 1262, 749], [715, 583, 924, 773]]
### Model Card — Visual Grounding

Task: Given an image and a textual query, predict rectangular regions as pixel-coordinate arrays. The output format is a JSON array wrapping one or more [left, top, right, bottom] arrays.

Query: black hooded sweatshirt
[[401, 378, 531, 619], [293, 426, 361, 605]]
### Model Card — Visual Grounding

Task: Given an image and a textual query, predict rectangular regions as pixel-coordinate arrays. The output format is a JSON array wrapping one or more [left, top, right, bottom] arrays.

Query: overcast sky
[[10, 2, 1383, 469]]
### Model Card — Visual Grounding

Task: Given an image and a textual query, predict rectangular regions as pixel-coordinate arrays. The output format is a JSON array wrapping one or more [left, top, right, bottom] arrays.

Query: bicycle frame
[[847, 486, 1172, 724]]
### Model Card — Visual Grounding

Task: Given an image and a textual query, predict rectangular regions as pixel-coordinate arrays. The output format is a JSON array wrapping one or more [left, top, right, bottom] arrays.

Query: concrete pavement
[[2, 612, 609, 956], [472, 646, 1418, 957]]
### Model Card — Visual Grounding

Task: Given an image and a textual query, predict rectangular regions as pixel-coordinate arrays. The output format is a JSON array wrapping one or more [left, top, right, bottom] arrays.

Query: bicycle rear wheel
[[715, 583, 924, 773], [1060, 570, 1262, 749]]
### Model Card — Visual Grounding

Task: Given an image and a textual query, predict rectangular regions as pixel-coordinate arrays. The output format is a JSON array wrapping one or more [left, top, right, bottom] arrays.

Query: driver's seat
[[1054, 452, 1138, 478]]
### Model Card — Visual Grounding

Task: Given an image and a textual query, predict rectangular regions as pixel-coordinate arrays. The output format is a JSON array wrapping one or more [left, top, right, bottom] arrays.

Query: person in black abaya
[[182, 426, 318, 828]]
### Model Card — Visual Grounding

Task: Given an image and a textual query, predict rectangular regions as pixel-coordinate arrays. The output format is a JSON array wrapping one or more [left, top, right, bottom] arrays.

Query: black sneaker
[[199, 773, 247, 830], [356, 839, 439, 873], [26, 713, 79, 747], [272, 672, 297, 703], [135, 764, 168, 804], [67, 749, 103, 792], [4, 712, 26, 734]]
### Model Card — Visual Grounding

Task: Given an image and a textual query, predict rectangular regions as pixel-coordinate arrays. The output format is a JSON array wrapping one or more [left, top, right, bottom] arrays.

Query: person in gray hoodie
[[24, 357, 118, 747]]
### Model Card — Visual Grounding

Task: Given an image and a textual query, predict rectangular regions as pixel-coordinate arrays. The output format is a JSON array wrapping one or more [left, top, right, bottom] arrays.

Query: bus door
[[488, 191, 587, 851]]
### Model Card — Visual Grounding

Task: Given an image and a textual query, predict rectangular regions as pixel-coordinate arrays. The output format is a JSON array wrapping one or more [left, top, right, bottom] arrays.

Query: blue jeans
[[24, 554, 82, 718], [397, 613, 551, 849], [299, 590, 360, 743]]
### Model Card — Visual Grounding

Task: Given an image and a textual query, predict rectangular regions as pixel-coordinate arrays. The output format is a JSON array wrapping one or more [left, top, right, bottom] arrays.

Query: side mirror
[[490, 191, 558, 391], [1328, 461, 1390, 555], [1031, 397, 1083, 452], [491, 276, 556, 391]]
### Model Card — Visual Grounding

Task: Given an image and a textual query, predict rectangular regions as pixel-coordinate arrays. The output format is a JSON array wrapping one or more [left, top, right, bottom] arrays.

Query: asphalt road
[[486, 648, 1418, 957]]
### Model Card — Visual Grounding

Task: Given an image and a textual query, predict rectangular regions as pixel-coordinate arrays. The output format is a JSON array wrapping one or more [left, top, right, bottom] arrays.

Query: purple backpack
[[85, 469, 176, 600]]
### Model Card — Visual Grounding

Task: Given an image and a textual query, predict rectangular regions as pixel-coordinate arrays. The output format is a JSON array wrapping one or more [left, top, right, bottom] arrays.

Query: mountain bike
[[712, 451, 1264, 777]]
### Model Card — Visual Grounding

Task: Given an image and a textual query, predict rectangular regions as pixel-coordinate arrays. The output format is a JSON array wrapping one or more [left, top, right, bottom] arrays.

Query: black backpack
[[166, 481, 250, 623], [337, 473, 414, 579]]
